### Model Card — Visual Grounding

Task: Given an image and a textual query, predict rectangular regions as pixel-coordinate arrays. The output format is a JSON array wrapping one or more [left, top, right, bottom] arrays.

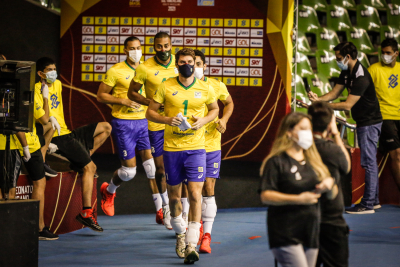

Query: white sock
[[203, 221, 213, 235], [185, 221, 201, 245], [152, 193, 163, 211], [161, 190, 169, 206], [107, 179, 119, 194], [202, 196, 217, 235], [181, 197, 190, 216]]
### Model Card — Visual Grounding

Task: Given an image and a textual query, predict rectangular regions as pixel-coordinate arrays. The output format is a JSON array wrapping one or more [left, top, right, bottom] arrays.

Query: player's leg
[[199, 150, 221, 253], [37, 122, 57, 177], [184, 150, 206, 264], [90, 122, 112, 156], [181, 182, 189, 226]]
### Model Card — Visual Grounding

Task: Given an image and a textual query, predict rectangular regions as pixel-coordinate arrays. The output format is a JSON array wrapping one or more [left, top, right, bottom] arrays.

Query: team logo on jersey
[[198, 167, 204, 172], [213, 170, 218, 174], [194, 92, 201, 98], [172, 91, 178, 96], [389, 74, 398, 88], [126, 75, 130, 79], [198, 173, 204, 179], [50, 93, 60, 109], [155, 71, 159, 76], [214, 163, 219, 168]]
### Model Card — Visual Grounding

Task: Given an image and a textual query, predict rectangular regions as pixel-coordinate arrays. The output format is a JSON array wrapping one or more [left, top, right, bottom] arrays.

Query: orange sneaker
[[156, 208, 164, 224], [197, 220, 204, 245], [199, 233, 211, 253], [100, 182, 116, 216]]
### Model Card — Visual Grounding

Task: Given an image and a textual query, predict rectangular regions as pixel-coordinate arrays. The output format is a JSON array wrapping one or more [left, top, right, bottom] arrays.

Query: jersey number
[[182, 100, 188, 115]]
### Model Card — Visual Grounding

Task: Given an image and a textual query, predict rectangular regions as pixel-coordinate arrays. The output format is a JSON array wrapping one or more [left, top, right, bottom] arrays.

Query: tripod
[[1, 131, 16, 200]]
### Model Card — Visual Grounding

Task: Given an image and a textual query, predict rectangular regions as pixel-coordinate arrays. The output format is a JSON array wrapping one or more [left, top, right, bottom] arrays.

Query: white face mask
[[295, 130, 313, 150], [128, 49, 142, 63], [194, 68, 204, 80], [45, 70, 57, 84], [381, 54, 396, 65], [336, 57, 349, 71]]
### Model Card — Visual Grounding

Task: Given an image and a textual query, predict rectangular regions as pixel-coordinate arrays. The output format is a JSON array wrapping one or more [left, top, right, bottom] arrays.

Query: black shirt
[[314, 138, 348, 227], [260, 152, 320, 249], [337, 60, 382, 127]]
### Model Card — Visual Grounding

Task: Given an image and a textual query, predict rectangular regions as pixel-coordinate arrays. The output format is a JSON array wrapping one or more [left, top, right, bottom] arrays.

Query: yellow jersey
[[0, 134, 19, 150], [133, 55, 178, 131], [103, 60, 147, 120], [153, 77, 216, 152], [203, 77, 230, 152], [368, 62, 400, 120], [35, 80, 71, 137]]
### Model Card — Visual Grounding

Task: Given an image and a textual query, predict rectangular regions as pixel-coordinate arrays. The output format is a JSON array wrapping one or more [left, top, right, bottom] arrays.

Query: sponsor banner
[[171, 27, 184, 36], [251, 19, 264, 28], [146, 36, 155, 45], [94, 64, 107, 72], [250, 78, 262, 86], [82, 45, 94, 53], [82, 64, 93, 72], [205, 57, 210, 65], [224, 38, 236, 46], [236, 67, 249, 76], [238, 19, 250, 28], [210, 38, 223, 46], [145, 46, 155, 54], [204, 68, 210, 75], [224, 28, 236, 37], [251, 29, 263, 38], [137, 36, 145, 44], [184, 37, 197, 46], [95, 26, 107, 34], [198, 18, 210, 27], [210, 47, 223, 56], [94, 73, 106, 82], [95, 17, 106, 25], [250, 58, 263, 67], [82, 26, 94, 34], [237, 48, 249, 57], [120, 26, 133, 35], [146, 17, 158, 26], [94, 36, 107, 44], [132, 26, 145, 35], [172, 46, 183, 54], [236, 77, 249, 86], [107, 64, 114, 71], [223, 47, 236, 56], [107, 55, 119, 63], [82, 35, 94, 43], [171, 37, 184, 46], [146, 27, 158, 35], [82, 54, 94, 62], [210, 28, 223, 37], [237, 58, 249, 66], [250, 48, 263, 57], [250, 68, 263, 77], [133, 17, 145, 25], [198, 47, 210, 55], [198, 28, 210, 36], [184, 28, 197, 36], [82, 16, 94, 25], [198, 0, 214, 6], [107, 36, 119, 44], [95, 45, 106, 53], [224, 18, 237, 27], [223, 57, 236, 66], [210, 57, 223, 66], [107, 26, 119, 34], [223, 67, 236, 76], [185, 18, 197, 27], [159, 18, 171, 26], [197, 38, 210, 46], [82, 73, 93, 81], [158, 27, 171, 34], [237, 38, 250, 47], [250, 39, 263, 47], [237, 28, 250, 37], [223, 77, 235, 86], [120, 54, 127, 61], [172, 18, 184, 26], [211, 19, 223, 27], [94, 54, 107, 63], [210, 67, 222, 76], [121, 17, 132, 25]]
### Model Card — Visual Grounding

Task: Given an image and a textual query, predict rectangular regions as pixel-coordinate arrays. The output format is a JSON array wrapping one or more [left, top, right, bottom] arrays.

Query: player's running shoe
[[75, 209, 103, 232], [197, 220, 204, 245], [184, 244, 199, 264], [163, 205, 173, 230], [100, 182, 116, 216], [199, 233, 211, 253], [176, 233, 186, 258], [156, 208, 164, 224]]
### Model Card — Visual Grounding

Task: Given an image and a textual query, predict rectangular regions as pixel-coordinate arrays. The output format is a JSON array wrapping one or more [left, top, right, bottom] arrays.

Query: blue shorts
[[206, 150, 221, 179], [164, 150, 206, 186], [111, 118, 150, 160], [148, 130, 164, 158]]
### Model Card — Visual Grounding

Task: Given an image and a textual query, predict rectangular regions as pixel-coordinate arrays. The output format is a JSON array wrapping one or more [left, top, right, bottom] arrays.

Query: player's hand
[[22, 146, 31, 162], [167, 116, 182, 126], [297, 192, 321, 205], [47, 143, 58, 154], [191, 115, 206, 130], [215, 119, 227, 133], [328, 114, 339, 137], [121, 99, 141, 109], [49, 116, 61, 136], [308, 91, 319, 102], [315, 177, 335, 194], [41, 82, 49, 99]]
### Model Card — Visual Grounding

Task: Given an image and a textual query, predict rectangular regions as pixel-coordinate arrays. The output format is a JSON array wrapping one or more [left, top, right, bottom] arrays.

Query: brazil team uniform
[[103, 60, 150, 160], [368, 62, 400, 152], [35, 80, 96, 169], [203, 77, 230, 179], [153, 77, 216, 186], [133, 55, 178, 157]]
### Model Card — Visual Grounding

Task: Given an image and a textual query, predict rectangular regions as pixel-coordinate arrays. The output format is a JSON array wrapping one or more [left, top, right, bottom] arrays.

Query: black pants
[[316, 224, 349, 267]]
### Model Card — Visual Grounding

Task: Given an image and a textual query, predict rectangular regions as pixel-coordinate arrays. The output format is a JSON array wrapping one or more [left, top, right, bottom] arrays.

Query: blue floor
[[39, 206, 400, 267]]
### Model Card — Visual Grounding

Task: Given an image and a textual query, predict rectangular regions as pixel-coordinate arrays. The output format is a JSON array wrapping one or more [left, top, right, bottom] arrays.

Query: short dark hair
[[308, 101, 334, 132], [124, 36, 140, 48], [36, 57, 55, 72], [334, 42, 358, 60], [175, 48, 196, 64], [193, 49, 206, 65], [154, 32, 171, 42], [381, 38, 398, 52]]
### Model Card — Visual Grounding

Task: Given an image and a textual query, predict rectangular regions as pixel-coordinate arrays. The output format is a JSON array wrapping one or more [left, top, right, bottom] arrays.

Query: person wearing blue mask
[[308, 42, 383, 214]]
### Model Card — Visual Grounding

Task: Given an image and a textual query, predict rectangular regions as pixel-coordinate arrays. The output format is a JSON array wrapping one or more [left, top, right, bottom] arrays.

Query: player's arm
[[128, 80, 150, 106], [192, 101, 219, 130], [36, 82, 50, 125], [329, 94, 360, 111], [146, 99, 182, 126], [216, 95, 234, 134], [329, 114, 351, 173], [308, 83, 345, 102], [15, 132, 30, 161], [97, 82, 140, 109]]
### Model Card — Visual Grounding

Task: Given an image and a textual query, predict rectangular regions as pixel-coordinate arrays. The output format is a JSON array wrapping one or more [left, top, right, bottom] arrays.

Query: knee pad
[[143, 158, 155, 179], [202, 196, 217, 222], [117, 166, 136, 182], [171, 214, 186, 234], [186, 222, 201, 245]]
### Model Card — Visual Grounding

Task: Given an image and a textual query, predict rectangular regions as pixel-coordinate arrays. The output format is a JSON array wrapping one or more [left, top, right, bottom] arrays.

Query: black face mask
[[156, 49, 171, 61], [178, 64, 195, 78]]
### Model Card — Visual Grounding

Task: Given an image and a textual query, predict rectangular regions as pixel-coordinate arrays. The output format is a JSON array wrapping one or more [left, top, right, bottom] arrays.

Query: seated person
[[35, 57, 112, 232]]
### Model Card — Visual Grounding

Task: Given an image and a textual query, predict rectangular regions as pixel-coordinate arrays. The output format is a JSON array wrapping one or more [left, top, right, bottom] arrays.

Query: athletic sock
[[203, 221, 213, 235], [181, 197, 190, 216], [152, 193, 163, 211], [161, 190, 169, 206], [186, 221, 201, 245], [107, 179, 119, 194], [202, 196, 217, 234]]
